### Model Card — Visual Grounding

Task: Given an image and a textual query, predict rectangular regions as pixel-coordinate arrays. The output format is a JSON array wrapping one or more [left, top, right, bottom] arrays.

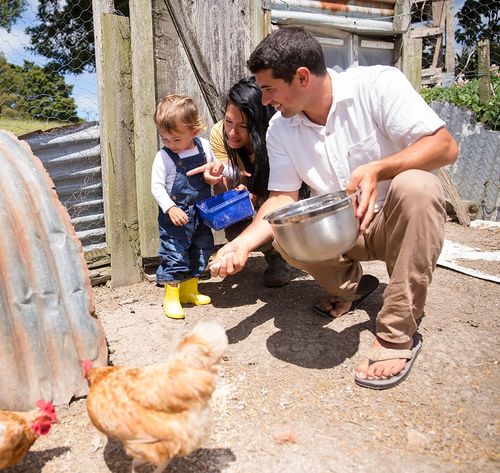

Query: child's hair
[[154, 94, 206, 133]]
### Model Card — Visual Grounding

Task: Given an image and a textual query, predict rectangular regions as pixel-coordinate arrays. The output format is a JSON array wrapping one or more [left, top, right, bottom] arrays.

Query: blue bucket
[[196, 189, 254, 231]]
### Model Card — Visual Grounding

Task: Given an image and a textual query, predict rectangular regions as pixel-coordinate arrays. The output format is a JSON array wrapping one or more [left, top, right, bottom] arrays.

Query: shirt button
[[326, 131, 331, 136]]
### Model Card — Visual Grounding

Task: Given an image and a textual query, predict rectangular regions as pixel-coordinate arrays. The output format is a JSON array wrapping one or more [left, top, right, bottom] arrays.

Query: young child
[[151, 94, 223, 319]]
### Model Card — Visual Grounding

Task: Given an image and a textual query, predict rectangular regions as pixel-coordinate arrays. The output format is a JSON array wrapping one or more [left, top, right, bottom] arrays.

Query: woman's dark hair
[[247, 26, 327, 83], [223, 77, 275, 205]]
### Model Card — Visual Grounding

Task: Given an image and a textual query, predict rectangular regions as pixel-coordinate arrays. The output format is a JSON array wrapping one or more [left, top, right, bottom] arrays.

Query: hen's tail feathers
[[173, 321, 228, 369]]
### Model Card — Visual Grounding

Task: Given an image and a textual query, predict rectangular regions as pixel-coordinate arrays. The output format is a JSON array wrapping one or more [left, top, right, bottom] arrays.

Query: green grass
[[0, 117, 69, 137]]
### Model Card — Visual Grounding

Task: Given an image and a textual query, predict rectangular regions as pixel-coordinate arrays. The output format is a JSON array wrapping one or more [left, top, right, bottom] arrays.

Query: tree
[[455, 0, 499, 76], [0, 56, 79, 122], [0, 0, 26, 31], [26, 0, 129, 75]]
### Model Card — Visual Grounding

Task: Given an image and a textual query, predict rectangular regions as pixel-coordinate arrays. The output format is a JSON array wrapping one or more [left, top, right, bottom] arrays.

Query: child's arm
[[151, 150, 188, 226]]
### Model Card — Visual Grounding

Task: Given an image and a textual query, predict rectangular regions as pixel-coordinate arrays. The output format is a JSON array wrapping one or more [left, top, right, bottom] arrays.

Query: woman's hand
[[167, 206, 188, 226], [187, 162, 224, 185]]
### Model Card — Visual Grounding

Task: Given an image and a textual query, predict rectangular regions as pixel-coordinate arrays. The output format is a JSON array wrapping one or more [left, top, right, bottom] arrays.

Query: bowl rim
[[264, 190, 356, 225]]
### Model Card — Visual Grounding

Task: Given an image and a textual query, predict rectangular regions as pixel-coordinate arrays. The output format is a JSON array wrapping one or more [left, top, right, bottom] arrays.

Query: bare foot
[[315, 298, 353, 318], [355, 337, 413, 380]]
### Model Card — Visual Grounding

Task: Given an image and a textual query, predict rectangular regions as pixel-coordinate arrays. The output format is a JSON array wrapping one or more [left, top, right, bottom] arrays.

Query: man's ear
[[296, 67, 310, 87]]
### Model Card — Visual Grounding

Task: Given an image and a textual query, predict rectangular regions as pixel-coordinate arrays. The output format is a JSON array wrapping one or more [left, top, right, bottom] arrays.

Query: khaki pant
[[275, 170, 446, 345]]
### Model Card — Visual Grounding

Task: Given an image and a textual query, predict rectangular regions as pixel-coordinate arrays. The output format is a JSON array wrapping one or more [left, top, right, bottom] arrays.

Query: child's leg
[[163, 282, 184, 319], [180, 222, 214, 305]]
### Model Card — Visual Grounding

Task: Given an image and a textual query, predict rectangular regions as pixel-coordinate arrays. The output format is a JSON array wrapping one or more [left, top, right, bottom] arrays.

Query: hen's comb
[[82, 359, 93, 377], [36, 400, 57, 421]]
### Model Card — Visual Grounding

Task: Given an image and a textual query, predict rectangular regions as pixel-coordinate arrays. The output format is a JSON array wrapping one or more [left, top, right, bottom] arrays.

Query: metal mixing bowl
[[264, 190, 359, 262]]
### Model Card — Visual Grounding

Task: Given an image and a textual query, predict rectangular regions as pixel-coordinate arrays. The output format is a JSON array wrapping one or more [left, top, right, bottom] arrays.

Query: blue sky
[[0, 0, 98, 121]]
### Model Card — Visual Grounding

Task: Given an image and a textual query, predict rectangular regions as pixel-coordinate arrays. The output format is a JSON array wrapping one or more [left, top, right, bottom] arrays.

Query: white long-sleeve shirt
[[151, 137, 216, 214]]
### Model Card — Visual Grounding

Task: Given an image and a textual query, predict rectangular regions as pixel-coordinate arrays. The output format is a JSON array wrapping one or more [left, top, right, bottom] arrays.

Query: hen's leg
[[131, 458, 146, 473], [152, 460, 170, 473]]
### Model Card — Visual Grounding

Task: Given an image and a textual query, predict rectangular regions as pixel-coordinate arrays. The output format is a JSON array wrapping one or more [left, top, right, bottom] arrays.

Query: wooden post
[[250, 0, 271, 49], [91, 0, 113, 261], [393, 0, 410, 70], [436, 168, 470, 227], [101, 14, 142, 287], [444, 0, 455, 79], [129, 0, 159, 261], [404, 38, 423, 91], [478, 39, 491, 103]]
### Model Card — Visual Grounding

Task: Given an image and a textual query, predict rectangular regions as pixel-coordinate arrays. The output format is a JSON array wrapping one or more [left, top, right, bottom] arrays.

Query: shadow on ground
[[4, 447, 70, 472], [103, 437, 236, 473], [202, 255, 386, 370]]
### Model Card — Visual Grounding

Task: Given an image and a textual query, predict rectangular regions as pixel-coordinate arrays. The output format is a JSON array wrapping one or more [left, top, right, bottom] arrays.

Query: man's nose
[[261, 92, 271, 106]]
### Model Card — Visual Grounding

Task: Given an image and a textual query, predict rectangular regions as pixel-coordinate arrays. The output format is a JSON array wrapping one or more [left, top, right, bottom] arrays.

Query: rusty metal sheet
[[0, 130, 108, 410], [19, 122, 106, 252]]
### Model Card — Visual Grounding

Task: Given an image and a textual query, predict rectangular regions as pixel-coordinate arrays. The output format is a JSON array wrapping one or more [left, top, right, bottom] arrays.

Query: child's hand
[[167, 206, 188, 226]]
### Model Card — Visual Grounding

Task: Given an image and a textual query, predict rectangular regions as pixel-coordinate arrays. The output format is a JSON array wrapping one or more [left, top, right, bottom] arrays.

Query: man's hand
[[187, 162, 224, 185], [345, 161, 380, 232], [208, 240, 251, 279], [167, 206, 188, 226]]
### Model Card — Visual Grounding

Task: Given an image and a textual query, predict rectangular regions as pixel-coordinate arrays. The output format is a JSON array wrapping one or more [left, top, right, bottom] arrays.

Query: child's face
[[159, 126, 197, 154]]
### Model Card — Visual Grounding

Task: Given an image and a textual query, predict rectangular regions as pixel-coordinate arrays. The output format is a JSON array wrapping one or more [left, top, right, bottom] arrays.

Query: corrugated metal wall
[[20, 122, 106, 252], [270, 0, 396, 33], [269, 0, 398, 69], [0, 130, 108, 410], [431, 102, 500, 222]]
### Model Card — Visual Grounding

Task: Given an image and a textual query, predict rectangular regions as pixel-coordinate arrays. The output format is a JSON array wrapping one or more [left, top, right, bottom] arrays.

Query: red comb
[[36, 400, 57, 421], [82, 359, 93, 377]]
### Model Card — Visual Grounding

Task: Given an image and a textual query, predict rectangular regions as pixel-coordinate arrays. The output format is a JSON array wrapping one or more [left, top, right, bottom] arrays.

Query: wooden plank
[[444, 0, 455, 75], [403, 37, 422, 91], [432, 0, 445, 26], [410, 26, 442, 39], [478, 39, 492, 103], [129, 0, 159, 260], [436, 168, 470, 227], [102, 14, 142, 287], [91, 0, 113, 271], [393, 0, 410, 70], [250, 0, 271, 50]]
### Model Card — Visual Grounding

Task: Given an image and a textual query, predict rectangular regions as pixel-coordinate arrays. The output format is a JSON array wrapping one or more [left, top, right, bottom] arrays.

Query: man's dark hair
[[247, 27, 327, 83]]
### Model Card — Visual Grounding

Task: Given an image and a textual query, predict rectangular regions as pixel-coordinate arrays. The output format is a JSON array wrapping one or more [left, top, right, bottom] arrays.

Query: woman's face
[[224, 102, 251, 151]]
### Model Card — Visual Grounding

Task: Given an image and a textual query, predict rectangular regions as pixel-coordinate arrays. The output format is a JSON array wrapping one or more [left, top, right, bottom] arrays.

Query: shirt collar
[[288, 67, 354, 127]]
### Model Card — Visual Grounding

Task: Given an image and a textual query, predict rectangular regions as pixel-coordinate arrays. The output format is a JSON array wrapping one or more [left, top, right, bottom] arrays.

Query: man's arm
[[209, 190, 299, 278], [346, 127, 458, 231]]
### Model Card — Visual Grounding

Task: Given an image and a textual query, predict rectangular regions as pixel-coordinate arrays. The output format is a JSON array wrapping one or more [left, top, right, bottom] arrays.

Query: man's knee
[[389, 170, 444, 210]]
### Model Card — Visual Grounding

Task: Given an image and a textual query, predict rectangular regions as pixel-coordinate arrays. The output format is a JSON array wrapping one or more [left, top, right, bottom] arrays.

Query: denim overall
[[156, 138, 214, 284]]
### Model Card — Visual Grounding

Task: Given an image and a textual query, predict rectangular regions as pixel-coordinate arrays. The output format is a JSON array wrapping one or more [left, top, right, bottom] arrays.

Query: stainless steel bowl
[[264, 190, 359, 262]]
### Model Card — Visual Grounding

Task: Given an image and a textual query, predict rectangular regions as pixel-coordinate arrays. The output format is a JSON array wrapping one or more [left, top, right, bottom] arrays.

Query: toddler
[[151, 94, 223, 319]]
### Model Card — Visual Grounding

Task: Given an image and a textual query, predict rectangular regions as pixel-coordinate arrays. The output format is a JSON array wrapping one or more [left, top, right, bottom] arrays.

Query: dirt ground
[[6, 222, 499, 473]]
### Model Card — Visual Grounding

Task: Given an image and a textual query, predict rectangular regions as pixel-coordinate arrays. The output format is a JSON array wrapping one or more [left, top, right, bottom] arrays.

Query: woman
[[210, 77, 293, 287]]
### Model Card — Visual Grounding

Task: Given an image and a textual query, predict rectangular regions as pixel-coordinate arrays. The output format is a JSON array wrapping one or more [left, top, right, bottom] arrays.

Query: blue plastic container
[[196, 189, 254, 231]]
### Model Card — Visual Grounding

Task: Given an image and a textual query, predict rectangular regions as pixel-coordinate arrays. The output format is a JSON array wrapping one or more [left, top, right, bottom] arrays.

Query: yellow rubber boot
[[163, 284, 184, 319], [179, 278, 211, 305]]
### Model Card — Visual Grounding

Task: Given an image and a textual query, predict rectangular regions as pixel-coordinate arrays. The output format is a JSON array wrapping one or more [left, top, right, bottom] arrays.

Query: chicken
[[0, 400, 57, 469], [84, 321, 228, 473]]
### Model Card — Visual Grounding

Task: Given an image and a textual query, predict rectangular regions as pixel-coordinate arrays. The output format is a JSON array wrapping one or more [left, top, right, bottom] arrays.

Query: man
[[206, 27, 458, 389]]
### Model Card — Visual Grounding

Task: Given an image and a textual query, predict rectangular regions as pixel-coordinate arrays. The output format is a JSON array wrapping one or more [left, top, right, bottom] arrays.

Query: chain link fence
[[0, 0, 498, 229]]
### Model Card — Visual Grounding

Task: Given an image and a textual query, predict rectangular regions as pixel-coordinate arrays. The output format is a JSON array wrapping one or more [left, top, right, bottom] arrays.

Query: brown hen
[[84, 321, 228, 473], [0, 400, 57, 469]]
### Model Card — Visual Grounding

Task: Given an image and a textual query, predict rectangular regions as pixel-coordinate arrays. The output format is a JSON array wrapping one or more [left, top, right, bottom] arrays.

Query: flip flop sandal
[[313, 274, 380, 319], [354, 337, 422, 390]]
